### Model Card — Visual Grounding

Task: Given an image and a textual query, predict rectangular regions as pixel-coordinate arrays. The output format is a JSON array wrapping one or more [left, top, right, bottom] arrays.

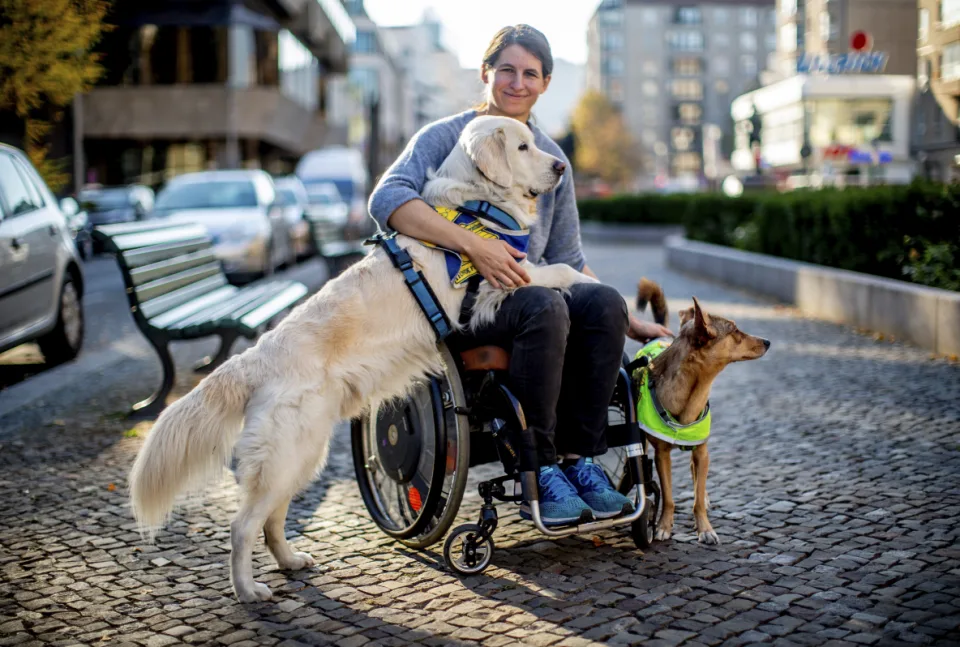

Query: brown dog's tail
[[636, 278, 668, 325]]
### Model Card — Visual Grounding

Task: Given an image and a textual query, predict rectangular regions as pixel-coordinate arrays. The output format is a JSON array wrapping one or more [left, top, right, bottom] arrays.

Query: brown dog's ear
[[466, 127, 512, 188], [692, 297, 717, 344]]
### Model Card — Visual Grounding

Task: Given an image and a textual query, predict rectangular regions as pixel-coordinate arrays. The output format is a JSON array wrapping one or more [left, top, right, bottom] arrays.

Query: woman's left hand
[[627, 315, 673, 342]]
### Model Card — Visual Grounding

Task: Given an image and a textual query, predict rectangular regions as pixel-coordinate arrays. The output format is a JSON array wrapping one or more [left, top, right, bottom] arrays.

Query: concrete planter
[[665, 236, 960, 356]]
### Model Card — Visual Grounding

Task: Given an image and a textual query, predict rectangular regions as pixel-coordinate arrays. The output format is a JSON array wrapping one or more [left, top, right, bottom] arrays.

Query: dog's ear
[[466, 126, 512, 188], [691, 297, 717, 345]]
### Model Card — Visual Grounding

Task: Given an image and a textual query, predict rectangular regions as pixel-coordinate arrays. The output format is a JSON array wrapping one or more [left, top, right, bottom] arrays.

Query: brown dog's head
[[676, 297, 770, 365]]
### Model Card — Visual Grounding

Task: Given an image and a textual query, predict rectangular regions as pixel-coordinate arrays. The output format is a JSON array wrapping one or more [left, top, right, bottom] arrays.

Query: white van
[[295, 147, 370, 236]]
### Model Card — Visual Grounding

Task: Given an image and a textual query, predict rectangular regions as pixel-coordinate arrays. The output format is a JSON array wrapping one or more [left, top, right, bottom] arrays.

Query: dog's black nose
[[762, 338, 771, 349], [553, 160, 566, 175]]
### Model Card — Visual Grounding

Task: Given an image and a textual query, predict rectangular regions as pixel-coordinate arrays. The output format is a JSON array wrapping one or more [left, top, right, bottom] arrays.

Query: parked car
[[151, 170, 291, 281], [60, 198, 94, 260], [0, 144, 85, 364], [272, 175, 313, 261], [303, 180, 349, 226], [295, 146, 372, 238]]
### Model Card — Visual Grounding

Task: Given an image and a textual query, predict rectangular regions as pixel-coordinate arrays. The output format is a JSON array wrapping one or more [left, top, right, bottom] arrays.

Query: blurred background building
[[915, 0, 960, 181], [586, 0, 777, 191]]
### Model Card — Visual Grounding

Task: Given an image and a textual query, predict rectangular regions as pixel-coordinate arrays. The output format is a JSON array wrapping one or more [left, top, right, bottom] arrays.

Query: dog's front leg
[[525, 262, 599, 290], [691, 443, 719, 544], [650, 437, 675, 541]]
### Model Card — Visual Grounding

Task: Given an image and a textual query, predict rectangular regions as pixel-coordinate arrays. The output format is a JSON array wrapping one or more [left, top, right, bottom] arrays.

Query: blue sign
[[796, 51, 889, 74]]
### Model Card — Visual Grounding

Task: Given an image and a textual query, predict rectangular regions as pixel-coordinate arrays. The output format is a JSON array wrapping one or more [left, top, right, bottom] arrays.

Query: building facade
[[586, 0, 777, 189], [80, 0, 353, 188], [915, 0, 960, 181]]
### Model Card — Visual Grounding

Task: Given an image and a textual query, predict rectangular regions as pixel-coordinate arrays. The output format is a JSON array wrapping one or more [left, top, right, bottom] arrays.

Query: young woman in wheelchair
[[368, 24, 672, 527]]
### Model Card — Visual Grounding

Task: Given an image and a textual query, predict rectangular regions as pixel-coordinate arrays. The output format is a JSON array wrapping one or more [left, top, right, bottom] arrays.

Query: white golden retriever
[[129, 116, 598, 602]]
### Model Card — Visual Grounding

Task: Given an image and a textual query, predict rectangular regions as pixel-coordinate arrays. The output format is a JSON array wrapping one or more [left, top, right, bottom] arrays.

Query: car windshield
[[276, 188, 299, 206], [305, 186, 340, 205], [155, 180, 258, 210], [79, 189, 130, 211]]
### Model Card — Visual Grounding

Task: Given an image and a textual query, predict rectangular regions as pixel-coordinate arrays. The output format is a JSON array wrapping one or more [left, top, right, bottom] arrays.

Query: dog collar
[[633, 340, 711, 447], [420, 205, 529, 288]]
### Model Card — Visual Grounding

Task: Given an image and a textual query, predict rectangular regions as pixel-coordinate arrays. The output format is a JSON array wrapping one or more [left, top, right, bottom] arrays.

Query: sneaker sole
[[587, 501, 636, 520], [520, 505, 595, 527]]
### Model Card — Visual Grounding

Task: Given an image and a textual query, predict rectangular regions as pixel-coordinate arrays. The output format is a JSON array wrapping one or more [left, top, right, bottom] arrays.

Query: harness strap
[[458, 275, 483, 328], [367, 232, 453, 341], [460, 200, 523, 231]]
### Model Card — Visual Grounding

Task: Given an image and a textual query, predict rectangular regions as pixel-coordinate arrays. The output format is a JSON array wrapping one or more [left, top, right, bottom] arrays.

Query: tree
[[570, 90, 641, 190], [0, 0, 112, 192]]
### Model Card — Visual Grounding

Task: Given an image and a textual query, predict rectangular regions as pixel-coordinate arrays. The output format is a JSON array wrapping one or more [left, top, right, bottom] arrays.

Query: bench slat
[[122, 238, 211, 269], [238, 283, 309, 331], [168, 284, 275, 333], [96, 220, 197, 237], [135, 263, 224, 303], [139, 275, 228, 320], [129, 249, 220, 286], [112, 224, 211, 252], [148, 285, 239, 329]]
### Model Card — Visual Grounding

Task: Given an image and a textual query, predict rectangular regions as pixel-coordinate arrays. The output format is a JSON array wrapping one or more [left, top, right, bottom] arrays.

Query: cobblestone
[[1, 244, 959, 645]]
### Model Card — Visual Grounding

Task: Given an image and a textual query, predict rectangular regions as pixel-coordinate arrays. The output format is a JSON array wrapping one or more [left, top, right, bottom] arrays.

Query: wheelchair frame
[[351, 342, 661, 575]]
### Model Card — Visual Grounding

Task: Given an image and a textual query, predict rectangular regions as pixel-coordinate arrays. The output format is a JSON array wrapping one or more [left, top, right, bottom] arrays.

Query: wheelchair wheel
[[351, 343, 470, 549], [631, 492, 659, 549], [443, 523, 494, 576]]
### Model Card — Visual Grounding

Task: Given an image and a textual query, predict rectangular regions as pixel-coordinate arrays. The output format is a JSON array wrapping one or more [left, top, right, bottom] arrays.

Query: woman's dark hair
[[476, 24, 553, 111]]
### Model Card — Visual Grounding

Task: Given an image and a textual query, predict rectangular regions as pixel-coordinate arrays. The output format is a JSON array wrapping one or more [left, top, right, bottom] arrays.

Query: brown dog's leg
[[650, 437, 675, 541], [691, 443, 719, 544]]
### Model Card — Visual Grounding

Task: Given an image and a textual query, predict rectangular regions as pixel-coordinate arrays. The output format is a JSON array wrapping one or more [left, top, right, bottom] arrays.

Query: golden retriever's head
[[676, 297, 770, 366], [462, 116, 565, 203]]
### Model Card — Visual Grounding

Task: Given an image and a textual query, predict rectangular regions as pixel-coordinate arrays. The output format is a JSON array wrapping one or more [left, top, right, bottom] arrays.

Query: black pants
[[453, 283, 629, 466]]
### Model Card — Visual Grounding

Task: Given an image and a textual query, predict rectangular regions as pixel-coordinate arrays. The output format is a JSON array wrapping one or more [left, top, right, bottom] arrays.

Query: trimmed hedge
[[577, 183, 960, 291]]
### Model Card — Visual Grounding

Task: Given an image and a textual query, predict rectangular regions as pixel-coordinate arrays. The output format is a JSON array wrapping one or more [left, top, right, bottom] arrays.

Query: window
[[641, 8, 659, 25], [714, 33, 730, 48], [715, 79, 730, 93], [919, 9, 930, 40], [942, 0, 960, 26], [741, 55, 758, 75], [12, 158, 44, 209], [672, 152, 701, 173], [780, 23, 797, 52], [807, 98, 894, 146], [349, 67, 380, 101], [671, 79, 703, 99], [675, 6, 702, 24], [608, 79, 624, 101], [714, 56, 730, 75], [603, 31, 624, 50], [676, 103, 702, 124], [671, 127, 696, 151], [600, 9, 624, 25], [740, 33, 757, 50], [643, 60, 659, 75], [673, 57, 703, 75], [741, 7, 758, 26], [604, 55, 624, 75], [667, 31, 704, 51], [943, 43, 960, 80], [643, 80, 659, 97], [714, 8, 729, 24], [353, 30, 378, 54], [342, 0, 364, 16], [0, 154, 41, 216]]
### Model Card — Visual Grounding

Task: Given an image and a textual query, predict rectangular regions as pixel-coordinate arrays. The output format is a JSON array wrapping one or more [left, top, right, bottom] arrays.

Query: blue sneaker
[[564, 457, 635, 519], [520, 465, 595, 526]]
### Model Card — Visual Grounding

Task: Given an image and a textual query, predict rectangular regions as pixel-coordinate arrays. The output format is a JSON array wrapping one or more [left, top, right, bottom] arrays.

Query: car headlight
[[215, 225, 265, 244]]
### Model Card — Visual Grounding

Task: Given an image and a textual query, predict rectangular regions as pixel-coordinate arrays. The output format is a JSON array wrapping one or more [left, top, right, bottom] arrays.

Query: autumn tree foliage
[[0, 0, 112, 192], [571, 90, 642, 190]]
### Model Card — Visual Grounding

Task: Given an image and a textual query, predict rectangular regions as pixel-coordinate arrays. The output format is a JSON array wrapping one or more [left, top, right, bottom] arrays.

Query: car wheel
[[38, 273, 84, 365]]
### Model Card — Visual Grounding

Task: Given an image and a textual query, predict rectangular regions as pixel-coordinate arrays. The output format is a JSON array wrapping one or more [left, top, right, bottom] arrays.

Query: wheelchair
[[350, 341, 661, 575]]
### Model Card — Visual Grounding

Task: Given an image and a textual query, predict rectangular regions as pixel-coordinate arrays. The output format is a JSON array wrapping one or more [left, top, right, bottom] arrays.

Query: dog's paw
[[698, 530, 721, 545], [235, 582, 273, 603], [654, 527, 673, 541], [279, 552, 315, 571]]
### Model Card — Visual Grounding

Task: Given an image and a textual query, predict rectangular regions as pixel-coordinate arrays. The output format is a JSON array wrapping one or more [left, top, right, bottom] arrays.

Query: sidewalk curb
[[579, 221, 684, 244]]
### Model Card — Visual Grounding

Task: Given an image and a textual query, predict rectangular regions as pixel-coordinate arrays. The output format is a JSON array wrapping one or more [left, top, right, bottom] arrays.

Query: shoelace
[[540, 468, 579, 501], [576, 461, 612, 493]]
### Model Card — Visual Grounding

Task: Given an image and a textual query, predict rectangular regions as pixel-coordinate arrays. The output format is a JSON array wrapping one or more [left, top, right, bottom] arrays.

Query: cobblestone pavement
[[1, 243, 959, 647]]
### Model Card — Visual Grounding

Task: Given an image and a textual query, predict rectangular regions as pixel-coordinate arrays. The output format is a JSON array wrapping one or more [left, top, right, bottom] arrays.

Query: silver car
[[151, 170, 292, 280], [273, 175, 313, 260], [0, 144, 85, 364]]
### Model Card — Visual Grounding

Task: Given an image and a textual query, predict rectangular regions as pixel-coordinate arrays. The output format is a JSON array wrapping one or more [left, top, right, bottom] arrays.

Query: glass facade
[[807, 98, 894, 147]]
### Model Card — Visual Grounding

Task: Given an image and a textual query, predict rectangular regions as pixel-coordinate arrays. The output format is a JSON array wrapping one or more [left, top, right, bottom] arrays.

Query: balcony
[[82, 85, 327, 155]]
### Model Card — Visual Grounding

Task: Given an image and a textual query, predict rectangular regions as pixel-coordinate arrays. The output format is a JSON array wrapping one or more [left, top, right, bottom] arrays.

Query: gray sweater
[[367, 110, 586, 270]]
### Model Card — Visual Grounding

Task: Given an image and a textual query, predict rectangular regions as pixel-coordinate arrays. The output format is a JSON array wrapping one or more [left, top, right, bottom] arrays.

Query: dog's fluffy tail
[[636, 278, 668, 326], [129, 356, 253, 535]]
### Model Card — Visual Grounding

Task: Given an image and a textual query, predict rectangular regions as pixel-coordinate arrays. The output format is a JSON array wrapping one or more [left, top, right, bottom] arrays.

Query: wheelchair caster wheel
[[631, 496, 658, 550], [443, 524, 494, 575]]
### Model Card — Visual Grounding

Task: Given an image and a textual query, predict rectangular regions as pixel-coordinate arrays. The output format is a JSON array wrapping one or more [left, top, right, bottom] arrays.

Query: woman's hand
[[463, 237, 531, 289], [627, 314, 673, 343]]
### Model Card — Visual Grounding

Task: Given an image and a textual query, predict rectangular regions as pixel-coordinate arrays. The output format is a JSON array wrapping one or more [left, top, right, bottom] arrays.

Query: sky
[[363, 0, 603, 68]]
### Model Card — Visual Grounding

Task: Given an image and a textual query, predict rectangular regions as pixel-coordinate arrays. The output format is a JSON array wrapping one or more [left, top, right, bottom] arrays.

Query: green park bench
[[93, 221, 308, 418]]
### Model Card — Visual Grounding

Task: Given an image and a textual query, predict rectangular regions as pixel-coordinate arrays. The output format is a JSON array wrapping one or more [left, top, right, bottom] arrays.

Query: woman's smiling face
[[483, 44, 551, 122]]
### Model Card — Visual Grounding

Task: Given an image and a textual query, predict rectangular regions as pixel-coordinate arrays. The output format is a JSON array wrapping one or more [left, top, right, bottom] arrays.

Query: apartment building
[[915, 0, 960, 180]]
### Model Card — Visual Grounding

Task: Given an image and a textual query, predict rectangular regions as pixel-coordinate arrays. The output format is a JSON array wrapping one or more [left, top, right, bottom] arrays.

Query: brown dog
[[635, 279, 770, 544]]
